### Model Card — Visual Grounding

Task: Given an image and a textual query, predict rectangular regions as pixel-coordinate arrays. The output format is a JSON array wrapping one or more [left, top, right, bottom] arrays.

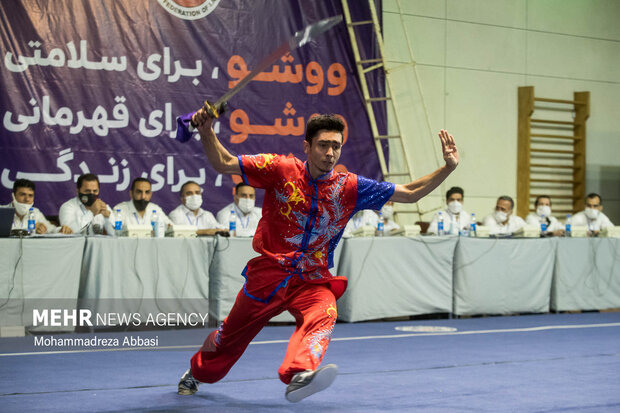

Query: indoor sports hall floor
[[1, 312, 619, 412]]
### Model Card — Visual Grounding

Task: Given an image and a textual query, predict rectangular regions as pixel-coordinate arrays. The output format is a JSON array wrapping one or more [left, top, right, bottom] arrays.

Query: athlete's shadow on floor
[[110, 391, 340, 413]]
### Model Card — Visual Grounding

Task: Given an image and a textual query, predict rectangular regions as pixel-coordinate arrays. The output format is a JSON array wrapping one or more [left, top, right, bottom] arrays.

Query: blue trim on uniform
[[241, 265, 299, 303], [238, 155, 249, 185], [300, 181, 319, 251]]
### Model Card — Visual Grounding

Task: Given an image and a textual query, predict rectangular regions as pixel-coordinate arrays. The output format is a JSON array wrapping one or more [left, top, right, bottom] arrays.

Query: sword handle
[[175, 101, 229, 143], [203, 100, 228, 119]]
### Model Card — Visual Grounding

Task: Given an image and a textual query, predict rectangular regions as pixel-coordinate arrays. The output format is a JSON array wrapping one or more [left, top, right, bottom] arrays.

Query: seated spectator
[[482, 195, 526, 236], [342, 209, 378, 237], [216, 183, 262, 237], [428, 186, 471, 235], [525, 195, 564, 236], [169, 181, 227, 236], [377, 200, 400, 234], [4, 178, 71, 234], [572, 193, 614, 236], [113, 177, 170, 227], [59, 173, 115, 235]]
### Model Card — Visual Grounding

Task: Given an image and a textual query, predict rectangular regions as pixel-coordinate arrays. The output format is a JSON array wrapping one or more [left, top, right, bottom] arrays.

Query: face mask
[[79, 192, 98, 207], [536, 205, 551, 217], [381, 205, 394, 219], [237, 198, 255, 214], [494, 210, 508, 223], [185, 194, 202, 211], [584, 207, 600, 220], [133, 199, 149, 212], [12, 194, 33, 216], [448, 201, 462, 214]]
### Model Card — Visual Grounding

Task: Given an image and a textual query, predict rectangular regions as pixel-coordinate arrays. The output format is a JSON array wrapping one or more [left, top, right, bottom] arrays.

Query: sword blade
[[214, 15, 343, 107], [176, 15, 343, 142]]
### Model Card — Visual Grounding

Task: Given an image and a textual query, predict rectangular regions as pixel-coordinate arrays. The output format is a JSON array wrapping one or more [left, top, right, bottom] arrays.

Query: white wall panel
[[527, 0, 620, 41], [384, 0, 446, 18], [384, 13, 446, 65], [527, 31, 620, 82], [447, 21, 526, 73], [447, 0, 526, 28]]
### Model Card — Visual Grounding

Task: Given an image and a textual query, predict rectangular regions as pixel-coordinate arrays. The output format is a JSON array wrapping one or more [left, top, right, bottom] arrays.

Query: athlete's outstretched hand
[[439, 129, 459, 170]]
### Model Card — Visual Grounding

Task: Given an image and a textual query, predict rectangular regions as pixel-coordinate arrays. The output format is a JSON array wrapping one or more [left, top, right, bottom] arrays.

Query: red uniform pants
[[190, 277, 338, 384]]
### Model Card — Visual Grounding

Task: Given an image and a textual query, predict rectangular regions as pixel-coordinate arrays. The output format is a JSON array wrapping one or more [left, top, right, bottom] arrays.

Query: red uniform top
[[239, 154, 394, 302]]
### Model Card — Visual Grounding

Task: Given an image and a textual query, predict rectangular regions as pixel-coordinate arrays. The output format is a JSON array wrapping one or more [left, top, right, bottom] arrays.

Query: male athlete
[[178, 109, 459, 402]]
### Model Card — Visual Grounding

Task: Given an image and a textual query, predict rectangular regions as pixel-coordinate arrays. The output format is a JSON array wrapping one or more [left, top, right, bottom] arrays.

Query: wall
[[382, 0, 620, 224]]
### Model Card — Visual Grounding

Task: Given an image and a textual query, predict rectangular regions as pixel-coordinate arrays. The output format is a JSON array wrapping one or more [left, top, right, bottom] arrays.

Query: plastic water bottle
[[565, 213, 572, 237], [437, 211, 444, 236], [470, 213, 477, 237], [114, 208, 123, 235], [27, 207, 36, 234], [151, 209, 160, 237], [540, 214, 548, 236], [377, 211, 385, 236], [229, 208, 236, 237]]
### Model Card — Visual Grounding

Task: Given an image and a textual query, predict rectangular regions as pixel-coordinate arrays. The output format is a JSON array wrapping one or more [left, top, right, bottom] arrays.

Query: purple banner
[[0, 0, 386, 215]]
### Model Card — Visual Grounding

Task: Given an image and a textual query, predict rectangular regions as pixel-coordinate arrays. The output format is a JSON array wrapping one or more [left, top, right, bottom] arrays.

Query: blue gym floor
[[1, 312, 619, 412]]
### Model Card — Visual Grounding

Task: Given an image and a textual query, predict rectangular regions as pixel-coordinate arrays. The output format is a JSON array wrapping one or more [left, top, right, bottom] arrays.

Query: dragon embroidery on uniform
[[253, 153, 276, 169], [277, 181, 305, 220]]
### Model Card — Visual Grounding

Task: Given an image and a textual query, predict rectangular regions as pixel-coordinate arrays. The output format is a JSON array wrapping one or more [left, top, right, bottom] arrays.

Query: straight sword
[[176, 15, 343, 142]]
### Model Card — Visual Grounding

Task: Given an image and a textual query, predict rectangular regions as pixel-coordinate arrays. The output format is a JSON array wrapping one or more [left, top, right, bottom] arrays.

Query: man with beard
[[59, 173, 115, 235], [113, 177, 170, 229]]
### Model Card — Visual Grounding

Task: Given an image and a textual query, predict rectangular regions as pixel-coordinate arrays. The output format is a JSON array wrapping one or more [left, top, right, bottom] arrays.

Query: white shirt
[[112, 200, 170, 228], [428, 208, 472, 235], [572, 210, 614, 232], [169, 204, 224, 230], [343, 210, 379, 237], [382, 216, 400, 234], [482, 213, 526, 236], [3, 202, 58, 233], [373, 210, 399, 234], [525, 213, 564, 233], [59, 196, 115, 235], [216, 202, 262, 237]]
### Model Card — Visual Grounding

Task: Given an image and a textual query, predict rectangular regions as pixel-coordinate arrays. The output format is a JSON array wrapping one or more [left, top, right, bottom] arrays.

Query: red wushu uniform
[[191, 154, 394, 384]]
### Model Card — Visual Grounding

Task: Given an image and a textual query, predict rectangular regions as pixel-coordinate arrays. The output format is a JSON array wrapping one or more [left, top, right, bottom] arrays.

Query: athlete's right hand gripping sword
[[175, 15, 342, 143]]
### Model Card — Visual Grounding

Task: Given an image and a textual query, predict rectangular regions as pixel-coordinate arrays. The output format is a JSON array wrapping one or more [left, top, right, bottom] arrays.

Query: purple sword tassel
[[176, 111, 197, 143]]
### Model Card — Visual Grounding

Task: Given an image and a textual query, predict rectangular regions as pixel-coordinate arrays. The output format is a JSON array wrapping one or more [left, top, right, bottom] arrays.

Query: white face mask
[[536, 205, 551, 217], [494, 210, 508, 223], [238, 198, 255, 214], [185, 194, 202, 211], [381, 205, 393, 219], [12, 194, 33, 216], [448, 201, 462, 214], [584, 207, 600, 220]]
